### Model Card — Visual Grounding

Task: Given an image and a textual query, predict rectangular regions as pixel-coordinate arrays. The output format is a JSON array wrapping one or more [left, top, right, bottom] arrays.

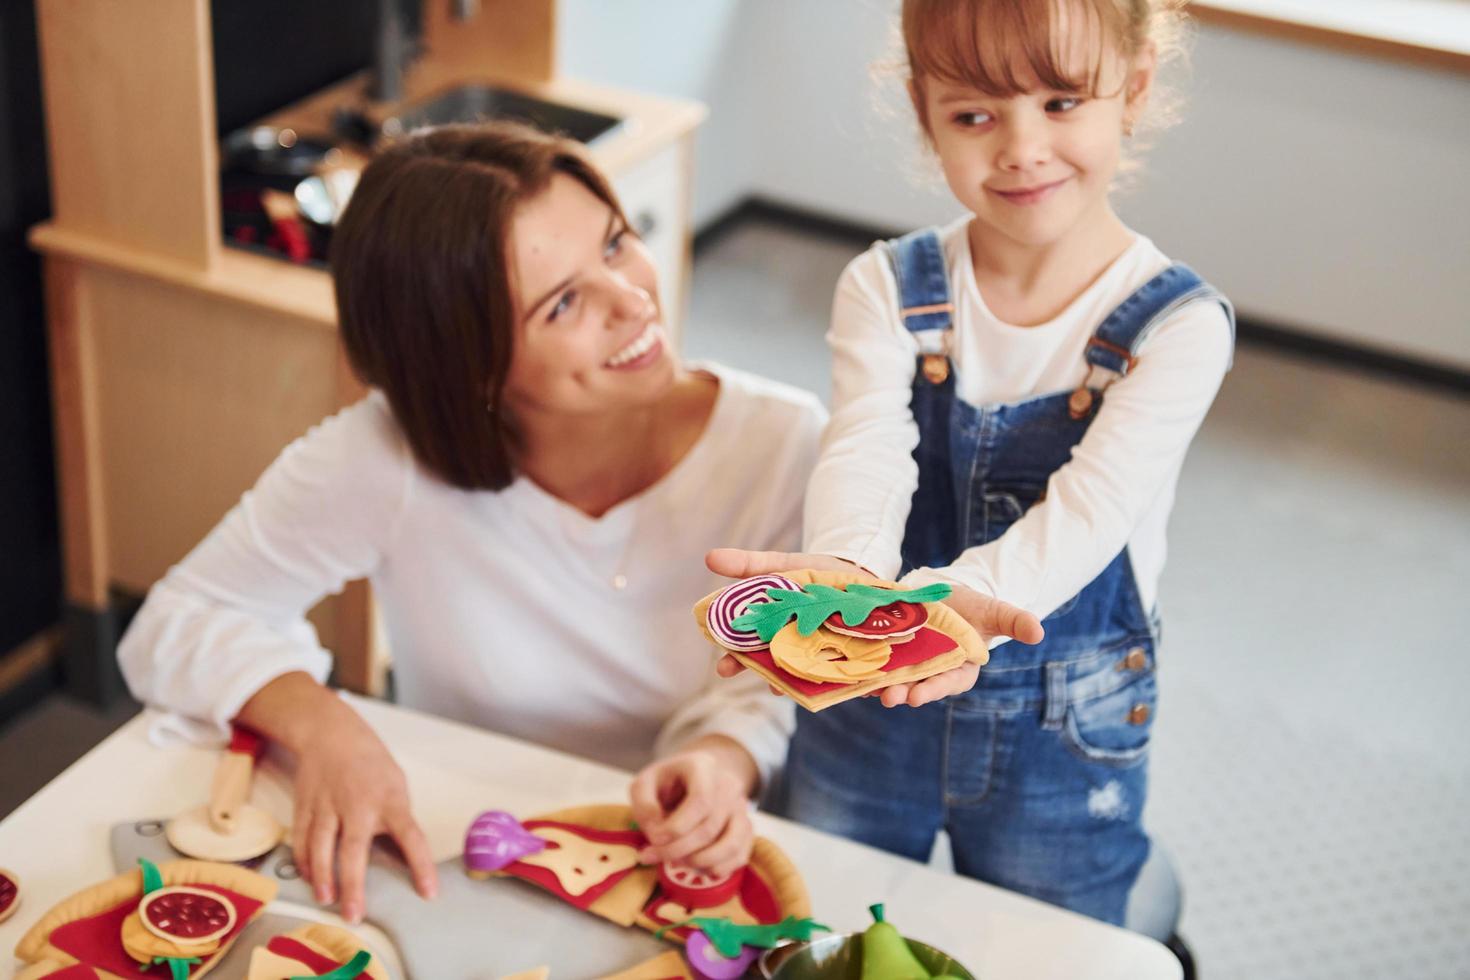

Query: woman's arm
[[116, 397, 435, 918], [237, 672, 438, 923], [118, 398, 413, 729]]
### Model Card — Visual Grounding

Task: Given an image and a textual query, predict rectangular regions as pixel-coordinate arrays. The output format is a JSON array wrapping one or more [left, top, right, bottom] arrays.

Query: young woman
[[118, 122, 833, 924]]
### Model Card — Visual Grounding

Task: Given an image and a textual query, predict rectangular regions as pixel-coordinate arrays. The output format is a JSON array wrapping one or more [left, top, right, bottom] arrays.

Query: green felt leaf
[[730, 582, 953, 641], [657, 915, 831, 958], [138, 857, 163, 895], [292, 950, 372, 980], [151, 956, 200, 980]]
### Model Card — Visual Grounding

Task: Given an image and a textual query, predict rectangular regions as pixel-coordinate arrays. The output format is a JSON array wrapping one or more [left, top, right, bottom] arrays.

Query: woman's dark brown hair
[[332, 121, 627, 491]]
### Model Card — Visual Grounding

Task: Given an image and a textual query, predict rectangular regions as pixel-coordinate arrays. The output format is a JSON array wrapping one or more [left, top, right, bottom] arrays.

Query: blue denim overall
[[782, 228, 1233, 924]]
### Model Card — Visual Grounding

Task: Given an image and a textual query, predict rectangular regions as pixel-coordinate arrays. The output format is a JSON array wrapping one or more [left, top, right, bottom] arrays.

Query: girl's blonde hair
[[902, 0, 1190, 140]]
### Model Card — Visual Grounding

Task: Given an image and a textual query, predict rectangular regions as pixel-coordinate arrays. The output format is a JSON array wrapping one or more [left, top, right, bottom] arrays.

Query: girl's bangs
[[906, 0, 1122, 97]]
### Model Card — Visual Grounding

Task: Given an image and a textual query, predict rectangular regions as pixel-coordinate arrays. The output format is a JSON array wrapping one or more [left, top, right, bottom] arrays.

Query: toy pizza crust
[[479, 804, 809, 940], [595, 950, 693, 979], [15, 859, 276, 980], [246, 924, 389, 980], [15, 963, 102, 980], [694, 569, 985, 710]]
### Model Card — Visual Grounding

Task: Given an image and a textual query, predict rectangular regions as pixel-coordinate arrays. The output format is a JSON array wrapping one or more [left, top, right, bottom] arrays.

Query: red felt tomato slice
[[825, 601, 928, 639], [658, 861, 745, 909]]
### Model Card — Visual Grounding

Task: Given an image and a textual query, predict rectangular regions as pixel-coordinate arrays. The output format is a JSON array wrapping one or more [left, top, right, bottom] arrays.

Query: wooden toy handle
[[208, 724, 266, 833]]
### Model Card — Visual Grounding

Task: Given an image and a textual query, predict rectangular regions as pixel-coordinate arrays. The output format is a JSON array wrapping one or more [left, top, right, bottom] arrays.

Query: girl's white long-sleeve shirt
[[118, 363, 826, 786], [803, 217, 1233, 623]]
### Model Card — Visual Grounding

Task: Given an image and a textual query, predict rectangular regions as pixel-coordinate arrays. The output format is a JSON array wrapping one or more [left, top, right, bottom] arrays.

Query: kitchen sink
[[377, 85, 623, 145]]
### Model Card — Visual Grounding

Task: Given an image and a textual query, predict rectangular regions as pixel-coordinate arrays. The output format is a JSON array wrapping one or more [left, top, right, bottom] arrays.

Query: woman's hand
[[629, 735, 758, 879], [705, 548, 1045, 707], [236, 673, 438, 923]]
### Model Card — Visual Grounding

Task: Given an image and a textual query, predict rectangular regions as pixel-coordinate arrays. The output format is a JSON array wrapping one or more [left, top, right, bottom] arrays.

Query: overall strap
[[883, 228, 953, 349], [883, 228, 953, 382], [1070, 263, 1235, 418], [1085, 263, 1236, 374]]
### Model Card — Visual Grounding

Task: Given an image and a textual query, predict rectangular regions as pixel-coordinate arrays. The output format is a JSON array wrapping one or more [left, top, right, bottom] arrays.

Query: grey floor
[[3, 216, 1468, 978]]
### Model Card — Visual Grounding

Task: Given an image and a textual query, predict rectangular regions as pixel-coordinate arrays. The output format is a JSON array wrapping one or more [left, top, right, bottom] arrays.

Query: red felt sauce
[[501, 820, 649, 910], [267, 936, 351, 976], [643, 861, 783, 940]]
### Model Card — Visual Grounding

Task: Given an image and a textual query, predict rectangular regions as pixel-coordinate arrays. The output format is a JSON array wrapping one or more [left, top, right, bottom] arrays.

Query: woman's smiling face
[[503, 173, 673, 419]]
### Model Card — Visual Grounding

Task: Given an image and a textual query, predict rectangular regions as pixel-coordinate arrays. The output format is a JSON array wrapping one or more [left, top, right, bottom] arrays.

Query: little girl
[[719, 0, 1234, 925]]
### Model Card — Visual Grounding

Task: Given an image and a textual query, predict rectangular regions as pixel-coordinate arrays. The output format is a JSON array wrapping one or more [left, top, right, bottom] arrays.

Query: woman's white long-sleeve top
[[119, 363, 826, 786]]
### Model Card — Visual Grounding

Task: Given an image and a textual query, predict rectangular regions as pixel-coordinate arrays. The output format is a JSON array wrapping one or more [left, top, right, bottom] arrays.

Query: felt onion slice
[[686, 930, 758, 980], [463, 810, 547, 873], [706, 575, 800, 651], [0, 868, 17, 924]]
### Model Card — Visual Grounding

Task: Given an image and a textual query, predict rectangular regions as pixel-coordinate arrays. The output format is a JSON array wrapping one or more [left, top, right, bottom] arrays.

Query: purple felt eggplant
[[463, 810, 547, 872]]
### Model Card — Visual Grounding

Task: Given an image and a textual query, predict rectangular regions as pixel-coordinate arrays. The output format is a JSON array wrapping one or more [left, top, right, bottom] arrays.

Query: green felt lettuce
[[292, 950, 372, 980], [731, 583, 952, 641], [657, 915, 831, 958], [138, 857, 164, 895]]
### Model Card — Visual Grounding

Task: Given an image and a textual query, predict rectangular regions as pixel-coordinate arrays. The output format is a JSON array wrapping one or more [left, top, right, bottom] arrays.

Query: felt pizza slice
[[634, 836, 809, 946], [14, 858, 276, 980], [465, 804, 810, 942], [245, 924, 388, 980], [695, 569, 986, 711], [466, 805, 656, 927]]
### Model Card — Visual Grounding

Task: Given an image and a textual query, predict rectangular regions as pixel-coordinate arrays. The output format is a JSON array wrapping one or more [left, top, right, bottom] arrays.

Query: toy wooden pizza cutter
[[166, 724, 285, 864]]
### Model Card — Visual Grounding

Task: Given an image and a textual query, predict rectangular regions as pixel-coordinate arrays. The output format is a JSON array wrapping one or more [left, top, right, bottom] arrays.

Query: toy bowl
[[758, 932, 977, 979]]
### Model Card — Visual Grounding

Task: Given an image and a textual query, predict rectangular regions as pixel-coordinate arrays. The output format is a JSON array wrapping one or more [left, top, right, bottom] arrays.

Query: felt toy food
[[135, 886, 237, 947], [704, 574, 800, 651], [245, 924, 388, 980], [14, 857, 276, 980], [594, 950, 694, 979], [14, 962, 103, 980], [0, 866, 19, 924], [694, 570, 985, 711], [656, 862, 743, 910], [467, 804, 810, 942]]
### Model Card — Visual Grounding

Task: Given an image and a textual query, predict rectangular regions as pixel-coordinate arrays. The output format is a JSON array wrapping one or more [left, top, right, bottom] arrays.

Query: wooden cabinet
[[30, 0, 704, 702]]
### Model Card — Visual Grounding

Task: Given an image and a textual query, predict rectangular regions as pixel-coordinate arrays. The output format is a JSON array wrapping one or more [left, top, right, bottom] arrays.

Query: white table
[[0, 695, 1180, 979]]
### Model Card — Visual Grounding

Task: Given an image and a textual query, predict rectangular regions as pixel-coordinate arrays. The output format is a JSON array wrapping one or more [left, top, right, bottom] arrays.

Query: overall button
[[1117, 647, 1148, 671], [921, 353, 950, 384], [1068, 387, 1094, 419], [1127, 703, 1151, 725]]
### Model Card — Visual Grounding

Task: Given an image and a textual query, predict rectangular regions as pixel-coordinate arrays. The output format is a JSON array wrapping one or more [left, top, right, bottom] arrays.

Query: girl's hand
[[237, 674, 438, 923], [704, 549, 1045, 706], [629, 736, 757, 879]]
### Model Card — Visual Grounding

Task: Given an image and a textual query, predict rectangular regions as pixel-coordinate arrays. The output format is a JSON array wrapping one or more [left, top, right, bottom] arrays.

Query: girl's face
[[503, 173, 673, 420], [915, 32, 1154, 251]]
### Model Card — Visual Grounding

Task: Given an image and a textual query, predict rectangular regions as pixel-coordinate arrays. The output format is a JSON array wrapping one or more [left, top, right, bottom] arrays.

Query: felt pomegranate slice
[[0, 867, 18, 923], [658, 861, 744, 909], [825, 601, 927, 639], [139, 885, 237, 946]]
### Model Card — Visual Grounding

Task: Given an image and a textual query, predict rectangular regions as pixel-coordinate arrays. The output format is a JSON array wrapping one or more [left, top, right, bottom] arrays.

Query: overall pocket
[[1060, 664, 1157, 768]]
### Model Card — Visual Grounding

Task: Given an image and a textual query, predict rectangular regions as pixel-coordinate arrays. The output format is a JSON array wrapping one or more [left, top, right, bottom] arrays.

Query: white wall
[[560, 1, 1470, 369]]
